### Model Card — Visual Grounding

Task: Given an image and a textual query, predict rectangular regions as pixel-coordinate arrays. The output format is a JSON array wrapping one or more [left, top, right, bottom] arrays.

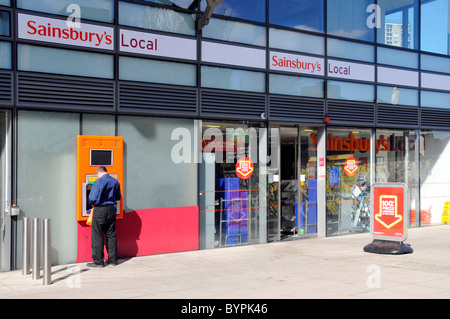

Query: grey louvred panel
[[377, 104, 419, 128], [200, 89, 266, 119], [119, 82, 197, 116], [421, 108, 450, 129], [0, 72, 12, 105], [326, 100, 375, 125], [18, 73, 114, 109], [269, 96, 324, 122]]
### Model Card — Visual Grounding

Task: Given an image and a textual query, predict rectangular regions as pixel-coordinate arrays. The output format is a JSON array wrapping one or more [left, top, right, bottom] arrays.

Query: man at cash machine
[[87, 165, 122, 268]]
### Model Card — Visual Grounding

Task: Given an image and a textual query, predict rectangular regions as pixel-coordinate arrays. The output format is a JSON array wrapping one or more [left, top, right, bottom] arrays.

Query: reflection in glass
[[420, 131, 450, 225], [0, 11, 10, 36], [119, 56, 197, 87], [326, 128, 372, 236], [270, 28, 324, 55], [199, 121, 267, 248], [375, 129, 419, 227], [421, 91, 450, 109], [200, 0, 266, 23], [0, 41, 12, 70], [18, 111, 79, 265], [269, 74, 324, 98], [269, 0, 324, 33], [119, 1, 196, 36], [17, 0, 114, 23], [421, 0, 449, 55], [377, 86, 418, 106], [202, 18, 266, 46], [377, 0, 419, 49], [327, 0, 375, 42], [18, 44, 114, 79], [201, 66, 265, 93], [327, 80, 374, 102], [142, 0, 198, 9]]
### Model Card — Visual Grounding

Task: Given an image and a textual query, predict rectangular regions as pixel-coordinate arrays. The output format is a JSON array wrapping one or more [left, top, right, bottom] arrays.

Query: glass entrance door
[[199, 120, 267, 249], [268, 125, 318, 241]]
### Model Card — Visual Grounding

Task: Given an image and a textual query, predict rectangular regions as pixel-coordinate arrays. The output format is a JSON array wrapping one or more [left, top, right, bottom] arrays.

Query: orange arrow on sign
[[375, 195, 403, 229], [236, 157, 254, 180], [344, 157, 358, 176]]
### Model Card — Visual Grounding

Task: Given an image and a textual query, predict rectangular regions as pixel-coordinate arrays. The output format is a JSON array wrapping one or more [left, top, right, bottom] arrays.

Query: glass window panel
[[17, 0, 114, 23], [420, 130, 450, 225], [421, 0, 449, 55], [82, 114, 115, 136], [269, 28, 324, 55], [0, 41, 11, 69], [200, 0, 266, 23], [377, 0, 419, 49], [118, 116, 197, 210], [327, 80, 374, 102], [203, 18, 266, 46], [199, 121, 267, 248], [119, 1, 195, 36], [0, 11, 10, 36], [269, 0, 324, 33], [269, 74, 324, 98], [377, 86, 418, 106], [201, 66, 265, 93], [326, 127, 372, 236], [18, 44, 114, 79], [17, 111, 79, 265], [119, 56, 196, 86], [327, 38, 374, 63], [0, 0, 10, 6], [375, 129, 419, 228], [421, 54, 450, 74], [142, 0, 198, 9], [421, 91, 450, 109], [377, 47, 418, 69], [0, 111, 11, 270], [327, 0, 375, 42]]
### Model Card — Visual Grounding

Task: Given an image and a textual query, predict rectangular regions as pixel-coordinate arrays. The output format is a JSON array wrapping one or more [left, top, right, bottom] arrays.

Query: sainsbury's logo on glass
[[18, 13, 114, 50]]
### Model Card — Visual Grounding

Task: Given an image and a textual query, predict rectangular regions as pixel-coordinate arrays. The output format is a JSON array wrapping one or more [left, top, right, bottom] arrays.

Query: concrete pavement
[[1, 225, 450, 299]]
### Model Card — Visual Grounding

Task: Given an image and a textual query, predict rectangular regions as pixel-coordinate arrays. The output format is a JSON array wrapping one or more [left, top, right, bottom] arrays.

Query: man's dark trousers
[[91, 205, 117, 265]]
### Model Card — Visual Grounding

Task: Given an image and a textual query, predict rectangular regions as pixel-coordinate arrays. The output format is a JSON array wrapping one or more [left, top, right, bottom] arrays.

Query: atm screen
[[91, 149, 113, 166]]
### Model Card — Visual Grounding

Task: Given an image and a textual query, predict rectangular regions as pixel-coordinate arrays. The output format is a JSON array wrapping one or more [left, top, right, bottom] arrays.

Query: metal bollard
[[32, 218, 41, 280], [22, 217, 31, 275], [43, 219, 52, 285]]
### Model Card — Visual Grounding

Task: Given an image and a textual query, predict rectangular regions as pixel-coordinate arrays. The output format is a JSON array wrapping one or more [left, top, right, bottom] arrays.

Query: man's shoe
[[105, 260, 118, 266], [87, 262, 104, 268]]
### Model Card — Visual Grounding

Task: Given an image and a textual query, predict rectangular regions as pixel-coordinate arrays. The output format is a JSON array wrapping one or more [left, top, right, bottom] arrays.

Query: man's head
[[96, 166, 108, 177]]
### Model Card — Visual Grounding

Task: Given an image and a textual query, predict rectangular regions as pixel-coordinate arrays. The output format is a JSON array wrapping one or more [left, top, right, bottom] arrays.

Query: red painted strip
[[76, 206, 199, 263]]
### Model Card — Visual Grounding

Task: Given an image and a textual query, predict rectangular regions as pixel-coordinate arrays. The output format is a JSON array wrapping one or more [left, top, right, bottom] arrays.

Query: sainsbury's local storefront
[[0, 0, 449, 270]]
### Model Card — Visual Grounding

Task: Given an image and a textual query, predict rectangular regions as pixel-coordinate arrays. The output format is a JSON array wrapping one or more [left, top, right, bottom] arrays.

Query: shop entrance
[[268, 125, 318, 241]]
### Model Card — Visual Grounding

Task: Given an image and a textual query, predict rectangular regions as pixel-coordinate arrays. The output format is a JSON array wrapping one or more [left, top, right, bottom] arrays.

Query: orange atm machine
[[76, 135, 124, 222]]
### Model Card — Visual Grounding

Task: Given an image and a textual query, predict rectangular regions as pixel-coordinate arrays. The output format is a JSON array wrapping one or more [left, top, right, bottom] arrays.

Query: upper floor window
[[269, 0, 324, 33], [200, 0, 266, 23]]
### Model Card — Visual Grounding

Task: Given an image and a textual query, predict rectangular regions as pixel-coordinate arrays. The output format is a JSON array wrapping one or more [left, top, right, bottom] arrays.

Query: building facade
[[0, 0, 449, 270]]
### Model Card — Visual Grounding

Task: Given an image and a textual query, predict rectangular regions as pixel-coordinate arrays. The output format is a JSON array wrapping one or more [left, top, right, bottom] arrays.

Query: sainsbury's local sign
[[119, 29, 197, 61], [18, 13, 197, 60], [18, 13, 114, 50]]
